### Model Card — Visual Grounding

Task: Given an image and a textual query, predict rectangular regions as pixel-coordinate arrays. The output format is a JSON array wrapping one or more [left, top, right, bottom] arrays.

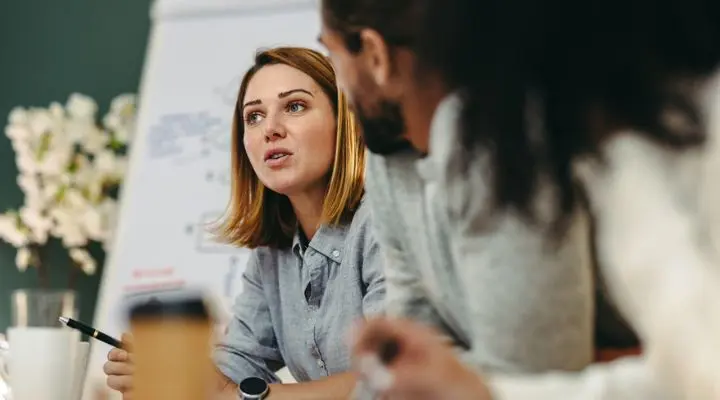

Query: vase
[[11, 289, 78, 327]]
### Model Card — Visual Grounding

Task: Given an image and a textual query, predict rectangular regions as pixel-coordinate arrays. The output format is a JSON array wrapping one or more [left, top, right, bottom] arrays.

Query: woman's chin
[[263, 182, 300, 197]]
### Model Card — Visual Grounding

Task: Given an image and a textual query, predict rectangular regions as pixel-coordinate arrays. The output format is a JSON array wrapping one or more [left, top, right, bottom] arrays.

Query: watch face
[[240, 377, 268, 396]]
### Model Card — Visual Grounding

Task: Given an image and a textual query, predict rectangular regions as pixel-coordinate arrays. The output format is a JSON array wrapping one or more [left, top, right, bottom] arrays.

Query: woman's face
[[242, 64, 337, 197]]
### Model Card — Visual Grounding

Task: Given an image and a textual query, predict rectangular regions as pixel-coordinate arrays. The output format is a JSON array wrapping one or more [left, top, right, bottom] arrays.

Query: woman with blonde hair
[[103, 47, 385, 400]]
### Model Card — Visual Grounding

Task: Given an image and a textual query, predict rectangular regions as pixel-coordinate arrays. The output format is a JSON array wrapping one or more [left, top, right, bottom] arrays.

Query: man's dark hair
[[416, 0, 720, 232], [321, 0, 426, 52]]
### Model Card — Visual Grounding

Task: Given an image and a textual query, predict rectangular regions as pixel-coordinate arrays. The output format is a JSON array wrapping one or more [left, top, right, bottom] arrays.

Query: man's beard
[[354, 100, 412, 155]]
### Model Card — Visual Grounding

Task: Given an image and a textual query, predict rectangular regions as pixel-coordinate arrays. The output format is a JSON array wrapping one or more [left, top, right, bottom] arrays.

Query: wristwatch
[[239, 377, 269, 399]]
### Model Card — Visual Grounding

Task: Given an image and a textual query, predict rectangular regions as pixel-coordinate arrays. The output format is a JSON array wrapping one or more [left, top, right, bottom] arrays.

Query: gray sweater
[[364, 94, 594, 373]]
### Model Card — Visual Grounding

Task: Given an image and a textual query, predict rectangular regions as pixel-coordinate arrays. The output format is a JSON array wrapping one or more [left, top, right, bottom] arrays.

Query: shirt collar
[[415, 92, 464, 182], [291, 223, 348, 263]]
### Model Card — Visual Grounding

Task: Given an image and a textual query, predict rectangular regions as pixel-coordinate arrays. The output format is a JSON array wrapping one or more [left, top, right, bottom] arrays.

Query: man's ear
[[358, 29, 392, 88]]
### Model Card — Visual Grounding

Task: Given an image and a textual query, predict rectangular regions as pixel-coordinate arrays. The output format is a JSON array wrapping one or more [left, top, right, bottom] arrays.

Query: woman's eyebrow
[[243, 88, 314, 110]]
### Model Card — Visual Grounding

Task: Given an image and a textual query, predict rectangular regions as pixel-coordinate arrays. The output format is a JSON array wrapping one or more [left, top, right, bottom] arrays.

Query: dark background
[[0, 1, 151, 332]]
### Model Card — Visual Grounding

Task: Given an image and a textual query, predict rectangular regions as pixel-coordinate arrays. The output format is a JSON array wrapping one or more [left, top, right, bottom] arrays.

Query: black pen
[[59, 316, 123, 348]]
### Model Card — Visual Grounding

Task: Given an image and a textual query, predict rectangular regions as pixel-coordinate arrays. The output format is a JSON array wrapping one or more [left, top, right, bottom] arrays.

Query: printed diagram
[[145, 111, 232, 166], [184, 211, 247, 298], [184, 211, 233, 254]]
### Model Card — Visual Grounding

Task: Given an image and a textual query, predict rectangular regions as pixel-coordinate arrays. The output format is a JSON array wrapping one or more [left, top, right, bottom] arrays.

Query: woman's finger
[[106, 375, 134, 392], [103, 361, 134, 376], [108, 348, 130, 362]]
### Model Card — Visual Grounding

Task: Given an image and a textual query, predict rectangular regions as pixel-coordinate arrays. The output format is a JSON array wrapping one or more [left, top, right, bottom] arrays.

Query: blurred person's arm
[[364, 153, 463, 341]]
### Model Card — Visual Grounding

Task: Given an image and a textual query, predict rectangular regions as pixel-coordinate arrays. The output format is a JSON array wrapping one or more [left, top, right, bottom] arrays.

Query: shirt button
[[331, 249, 340, 257], [317, 359, 325, 368]]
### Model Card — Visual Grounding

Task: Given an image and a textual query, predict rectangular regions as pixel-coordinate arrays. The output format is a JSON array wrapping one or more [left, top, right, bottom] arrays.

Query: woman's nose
[[263, 114, 287, 142]]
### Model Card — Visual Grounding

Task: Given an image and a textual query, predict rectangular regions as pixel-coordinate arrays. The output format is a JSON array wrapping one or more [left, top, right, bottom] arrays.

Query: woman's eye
[[245, 112, 262, 125], [287, 102, 306, 113]]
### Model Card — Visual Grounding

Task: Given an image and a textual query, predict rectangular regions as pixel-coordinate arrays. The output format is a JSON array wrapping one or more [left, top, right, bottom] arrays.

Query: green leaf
[[55, 185, 67, 202], [36, 132, 52, 160]]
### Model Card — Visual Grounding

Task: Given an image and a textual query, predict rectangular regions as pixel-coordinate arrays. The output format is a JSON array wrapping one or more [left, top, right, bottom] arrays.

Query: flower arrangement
[[0, 93, 136, 287]]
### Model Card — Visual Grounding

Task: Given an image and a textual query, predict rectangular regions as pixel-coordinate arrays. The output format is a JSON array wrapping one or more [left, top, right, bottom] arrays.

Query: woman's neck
[[288, 187, 326, 240]]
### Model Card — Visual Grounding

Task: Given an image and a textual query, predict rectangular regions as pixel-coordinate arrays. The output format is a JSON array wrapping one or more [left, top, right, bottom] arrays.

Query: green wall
[[0, 1, 151, 332]]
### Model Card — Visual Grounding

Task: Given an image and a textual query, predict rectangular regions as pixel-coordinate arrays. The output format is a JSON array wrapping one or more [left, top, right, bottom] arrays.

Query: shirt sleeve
[[214, 251, 284, 384], [488, 356, 670, 399], [364, 153, 453, 328], [357, 208, 387, 318]]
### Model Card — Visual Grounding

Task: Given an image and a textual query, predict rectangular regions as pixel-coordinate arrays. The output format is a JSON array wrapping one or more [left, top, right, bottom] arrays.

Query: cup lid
[[127, 291, 210, 320]]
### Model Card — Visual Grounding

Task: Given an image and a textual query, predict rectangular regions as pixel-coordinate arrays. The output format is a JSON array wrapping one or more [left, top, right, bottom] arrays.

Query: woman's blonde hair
[[214, 47, 365, 249]]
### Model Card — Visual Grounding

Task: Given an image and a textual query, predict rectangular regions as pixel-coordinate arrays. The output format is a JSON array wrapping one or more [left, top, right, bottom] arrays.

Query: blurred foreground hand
[[351, 318, 493, 400]]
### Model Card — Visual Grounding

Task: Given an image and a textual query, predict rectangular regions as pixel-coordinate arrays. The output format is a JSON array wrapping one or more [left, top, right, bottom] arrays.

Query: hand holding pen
[[350, 318, 492, 400], [104, 332, 135, 395], [59, 317, 134, 395]]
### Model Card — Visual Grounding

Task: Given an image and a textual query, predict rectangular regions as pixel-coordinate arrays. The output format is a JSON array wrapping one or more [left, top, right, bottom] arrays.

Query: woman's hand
[[103, 333, 135, 398], [351, 318, 493, 400]]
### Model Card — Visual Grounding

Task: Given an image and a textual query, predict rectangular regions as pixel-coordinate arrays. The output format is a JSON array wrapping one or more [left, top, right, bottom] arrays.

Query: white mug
[[7, 327, 80, 400]]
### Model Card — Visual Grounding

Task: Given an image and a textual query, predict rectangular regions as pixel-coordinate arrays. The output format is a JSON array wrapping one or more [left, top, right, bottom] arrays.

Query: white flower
[[81, 258, 97, 275], [49, 128, 75, 152], [57, 223, 88, 247], [73, 162, 104, 202], [69, 247, 96, 275], [81, 208, 104, 241], [49, 207, 88, 247], [86, 180, 104, 204], [27, 109, 54, 136], [5, 124, 32, 142], [36, 134, 74, 175], [16, 174, 40, 197], [4, 92, 132, 275], [15, 247, 32, 271], [15, 153, 38, 174], [64, 119, 97, 145], [104, 94, 137, 144], [10, 138, 32, 158], [19, 207, 51, 245], [0, 214, 28, 248], [64, 189, 87, 209], [108, 94, 136, 117], [73, 162, 95, 187], [8, 107, 28, 125], [31, 226, 49, 245], [19, 206, 46, 229], [38, 151, 70, 176], [41, 180, 61, 203], [81, 128, 109, 154], [66, 93, 98, 121], [25, 191, 46, 211], [94, 150, 117, 175], [48, 102, 64, 120]]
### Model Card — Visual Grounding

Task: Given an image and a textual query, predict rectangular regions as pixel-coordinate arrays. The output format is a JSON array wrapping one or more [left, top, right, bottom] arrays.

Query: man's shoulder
[[366, 150, 423, 193]]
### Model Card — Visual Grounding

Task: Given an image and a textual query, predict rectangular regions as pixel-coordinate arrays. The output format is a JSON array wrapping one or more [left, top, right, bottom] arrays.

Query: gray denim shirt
[[213, 200, 385, 384]]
